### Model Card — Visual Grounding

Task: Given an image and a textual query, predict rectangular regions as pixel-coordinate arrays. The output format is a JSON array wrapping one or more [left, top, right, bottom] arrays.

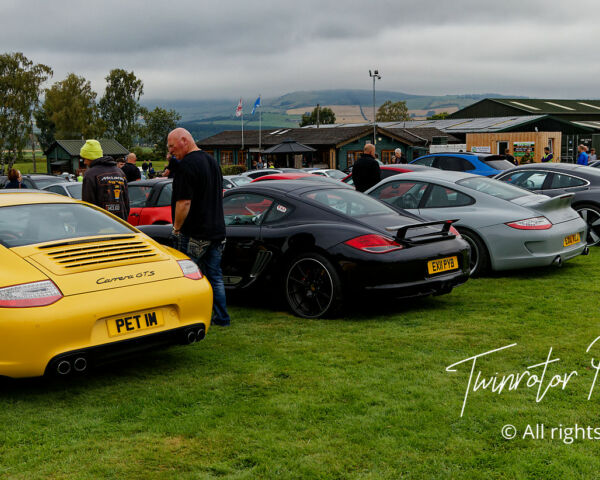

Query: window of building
[[346, 151, 362, 167], [381, 150, 394, 164], [221, 150, 234, 166]]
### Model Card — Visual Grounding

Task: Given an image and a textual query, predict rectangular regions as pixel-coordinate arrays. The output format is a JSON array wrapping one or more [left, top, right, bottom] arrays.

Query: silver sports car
[[366, 170, 589, 275]]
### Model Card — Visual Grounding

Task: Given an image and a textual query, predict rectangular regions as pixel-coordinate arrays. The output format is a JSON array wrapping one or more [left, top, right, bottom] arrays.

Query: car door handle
[[239, 241, 254, 248], [130, 213, 140, 217]]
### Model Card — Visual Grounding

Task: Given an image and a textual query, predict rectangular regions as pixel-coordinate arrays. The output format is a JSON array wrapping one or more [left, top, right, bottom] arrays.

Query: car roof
[[129, 178, 171, 186], [380, 169, 478, 183], [252, 172, 315, 181], [227, 179, 350, 195], [0, 190, 78, 206]]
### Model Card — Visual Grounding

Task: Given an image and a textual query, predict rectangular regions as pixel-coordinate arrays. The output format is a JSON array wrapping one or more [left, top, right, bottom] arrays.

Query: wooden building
[[44, 139, 129, 174], [198, 126, 458, 171], [466, 132, 562, 162]]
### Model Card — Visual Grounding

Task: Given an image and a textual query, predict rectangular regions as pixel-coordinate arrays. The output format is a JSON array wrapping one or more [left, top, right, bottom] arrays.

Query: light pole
[[369, 69, 381, 145]]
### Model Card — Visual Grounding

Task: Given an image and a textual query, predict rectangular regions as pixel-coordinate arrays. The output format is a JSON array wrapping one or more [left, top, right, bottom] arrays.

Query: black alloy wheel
[[575, 204, 600, 246], [456, 228, 488, 277], [285, 253, 343, 318]]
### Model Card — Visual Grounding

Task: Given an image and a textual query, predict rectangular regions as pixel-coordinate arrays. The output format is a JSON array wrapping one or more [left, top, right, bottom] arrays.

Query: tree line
[[0, 52, 181, 173]]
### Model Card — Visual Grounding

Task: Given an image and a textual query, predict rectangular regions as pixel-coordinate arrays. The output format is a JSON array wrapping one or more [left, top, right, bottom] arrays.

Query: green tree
[[140, 107, 181, 158], [39, 73, 105, 143], [33, 108, 56, 152], [427, 112, 449, 120], [99, 69, 144, 148], [0, 52, 52, 173], [375, 100, 410, 122], [299, 106, 336, 127]]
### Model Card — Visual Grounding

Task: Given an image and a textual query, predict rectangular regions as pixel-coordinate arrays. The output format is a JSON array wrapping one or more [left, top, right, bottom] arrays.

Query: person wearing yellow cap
[[81, 139, 130, 220]]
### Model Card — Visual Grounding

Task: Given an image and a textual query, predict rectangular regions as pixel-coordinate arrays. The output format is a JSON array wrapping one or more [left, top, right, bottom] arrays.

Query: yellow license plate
[[563, 233, 581, 247], [106, 309, 164, 337], [428, 256, 459, 275]]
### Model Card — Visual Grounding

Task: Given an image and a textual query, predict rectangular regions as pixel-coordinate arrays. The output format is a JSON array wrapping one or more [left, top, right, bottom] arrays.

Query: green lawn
[[2, 253, 600, 478]]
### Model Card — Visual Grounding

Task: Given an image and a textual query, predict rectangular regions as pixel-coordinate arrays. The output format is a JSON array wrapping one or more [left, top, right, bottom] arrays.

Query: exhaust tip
[[186, 330, 197, 344], [196, 327, 206, 341], [73, 357, 87, 372], [583, 246, 590, 256], [553, 255, 563, 267], [57, 360, 71, 375]]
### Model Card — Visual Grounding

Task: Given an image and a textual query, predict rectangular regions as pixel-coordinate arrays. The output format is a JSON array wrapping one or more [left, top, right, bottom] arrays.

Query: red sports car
[[127, 178, 173, 226]]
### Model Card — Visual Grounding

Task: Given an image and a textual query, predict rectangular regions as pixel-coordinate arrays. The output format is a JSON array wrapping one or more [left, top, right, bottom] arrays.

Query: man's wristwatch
[[172, 227, 181, 235]]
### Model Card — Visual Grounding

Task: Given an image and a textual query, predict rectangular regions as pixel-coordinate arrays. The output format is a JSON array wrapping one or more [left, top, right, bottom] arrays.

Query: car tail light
[[177, 260, 203, 279], [449, 225, 461, 238], [505, 216, 552, 230], [0, 280, 63, 308], [344, 234, 404, 253]]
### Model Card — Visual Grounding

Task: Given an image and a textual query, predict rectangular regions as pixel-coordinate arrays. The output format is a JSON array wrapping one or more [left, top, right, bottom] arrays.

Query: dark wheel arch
[[455, 227, 489, 277]]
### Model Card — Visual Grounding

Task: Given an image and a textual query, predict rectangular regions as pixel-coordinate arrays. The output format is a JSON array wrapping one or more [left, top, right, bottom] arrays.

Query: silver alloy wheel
[[576, 206, 600, 246]]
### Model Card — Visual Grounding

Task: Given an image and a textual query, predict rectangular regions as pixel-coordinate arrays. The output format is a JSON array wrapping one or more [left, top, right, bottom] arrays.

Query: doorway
[[497, 141, 509, 155]]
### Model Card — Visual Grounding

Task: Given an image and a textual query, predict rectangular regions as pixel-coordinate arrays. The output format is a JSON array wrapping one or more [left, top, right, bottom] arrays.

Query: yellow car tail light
[[0, 280, 63, 308], [177, 260, 203, 280]]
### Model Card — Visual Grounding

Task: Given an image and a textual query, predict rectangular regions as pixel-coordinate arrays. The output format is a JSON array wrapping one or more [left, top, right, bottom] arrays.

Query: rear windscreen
[[477, 156, 514, 170]]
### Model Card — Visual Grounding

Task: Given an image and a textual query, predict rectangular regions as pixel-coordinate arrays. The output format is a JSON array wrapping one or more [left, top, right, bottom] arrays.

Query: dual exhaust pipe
[[184, 327, 205, 345], [56, 356, 88, 376]]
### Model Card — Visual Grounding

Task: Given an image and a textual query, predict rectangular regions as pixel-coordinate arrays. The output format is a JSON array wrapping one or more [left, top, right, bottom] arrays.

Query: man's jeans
[[172, 234, 231, 324]]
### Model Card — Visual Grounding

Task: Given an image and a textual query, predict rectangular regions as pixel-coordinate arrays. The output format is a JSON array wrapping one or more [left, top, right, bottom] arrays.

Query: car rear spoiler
[[531, 193, 574, 212], [385, 219, 459, 244]]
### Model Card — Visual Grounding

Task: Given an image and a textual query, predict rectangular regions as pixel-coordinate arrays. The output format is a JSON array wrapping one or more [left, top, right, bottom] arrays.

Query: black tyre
[[456, 228, 489, 277], [285, 253, 344, 318], [574, 204, 600, 246]]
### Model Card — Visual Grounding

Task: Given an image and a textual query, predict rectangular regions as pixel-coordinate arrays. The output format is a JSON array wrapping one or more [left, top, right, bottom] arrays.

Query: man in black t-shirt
[[121, 153, 141, 183], [168, 128, 230, 326], [352, 143, 381, 192]]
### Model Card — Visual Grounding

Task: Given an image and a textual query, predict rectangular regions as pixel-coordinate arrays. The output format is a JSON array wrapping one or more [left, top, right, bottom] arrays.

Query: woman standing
[[4, 169, 27, 189]]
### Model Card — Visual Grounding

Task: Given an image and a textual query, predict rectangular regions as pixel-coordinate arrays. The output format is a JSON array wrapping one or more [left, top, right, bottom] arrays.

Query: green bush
[[221, 165, 247, 176]]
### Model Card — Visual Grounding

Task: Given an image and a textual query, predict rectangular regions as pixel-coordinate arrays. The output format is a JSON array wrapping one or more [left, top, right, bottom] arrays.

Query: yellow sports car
[[0, 190, 212, 378]]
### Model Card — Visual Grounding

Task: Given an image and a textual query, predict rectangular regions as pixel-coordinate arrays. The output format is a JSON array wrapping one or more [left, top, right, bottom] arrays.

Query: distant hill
[[142, 90, 523, 140]]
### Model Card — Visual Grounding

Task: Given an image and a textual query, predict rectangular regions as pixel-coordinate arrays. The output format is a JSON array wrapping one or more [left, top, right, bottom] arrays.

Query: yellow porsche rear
[[0, 191, 212, 378]]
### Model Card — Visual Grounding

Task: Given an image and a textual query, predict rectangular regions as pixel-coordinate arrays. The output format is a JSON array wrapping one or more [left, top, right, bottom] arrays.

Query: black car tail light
[[344, 234, 404, 253]]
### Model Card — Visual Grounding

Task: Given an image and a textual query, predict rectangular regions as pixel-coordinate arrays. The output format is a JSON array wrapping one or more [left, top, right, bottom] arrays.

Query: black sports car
[[139, 180, 470, 318], [495, 164, 600, 245]]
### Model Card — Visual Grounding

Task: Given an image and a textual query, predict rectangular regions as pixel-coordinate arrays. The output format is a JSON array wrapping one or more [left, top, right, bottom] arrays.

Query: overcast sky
[[2, 0, 600, 101]]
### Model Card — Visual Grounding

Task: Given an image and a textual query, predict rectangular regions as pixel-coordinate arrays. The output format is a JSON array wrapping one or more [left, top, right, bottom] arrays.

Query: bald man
[[352, 143, 381, 192], [167, 128, 231, 326], [121, 152, 141, 182]]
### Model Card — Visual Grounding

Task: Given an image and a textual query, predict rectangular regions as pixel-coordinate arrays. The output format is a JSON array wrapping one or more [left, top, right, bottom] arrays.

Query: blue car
[[411, 152, 515, 177]]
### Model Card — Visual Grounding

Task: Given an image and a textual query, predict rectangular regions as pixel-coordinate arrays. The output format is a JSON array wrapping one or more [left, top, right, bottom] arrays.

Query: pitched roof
[[473, 98, 600, 115], [198, 125, 451, 149], [44, 139, 129, 157]]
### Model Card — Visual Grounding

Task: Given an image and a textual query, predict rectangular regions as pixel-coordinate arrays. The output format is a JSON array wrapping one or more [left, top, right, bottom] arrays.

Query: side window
[[370, 181, 428, 209], [128, 185, 153, 207], [549, 173, 587, 189], [21, 178, 35, 189], [263, 202, 293, 224], [423, 185, 474, 208], [499, 170, 548, 191], [413, 156, 435, 167], [437, 156, 473, 172], [156, 183, 172, 206], [46, 185, 67, 196], [223, 194, 273, 226]]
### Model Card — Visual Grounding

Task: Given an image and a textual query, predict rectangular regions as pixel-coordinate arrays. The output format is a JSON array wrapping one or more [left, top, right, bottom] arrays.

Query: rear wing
[[385, 219, 459, 244]]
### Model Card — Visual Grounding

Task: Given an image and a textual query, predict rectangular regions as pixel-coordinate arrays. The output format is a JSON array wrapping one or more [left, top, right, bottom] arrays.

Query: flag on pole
[[251, 96, 261, 115], [235, 98, 243, 117]]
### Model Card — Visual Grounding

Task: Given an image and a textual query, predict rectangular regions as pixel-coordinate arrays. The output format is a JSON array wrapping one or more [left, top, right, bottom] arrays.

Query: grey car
[[366, 170, 588, 275], [42, 182, 83, 199]]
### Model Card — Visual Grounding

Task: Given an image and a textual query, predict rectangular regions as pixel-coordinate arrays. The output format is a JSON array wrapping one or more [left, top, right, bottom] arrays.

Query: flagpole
[[259, 108, 262, 152], [241, 105, 244, 153]]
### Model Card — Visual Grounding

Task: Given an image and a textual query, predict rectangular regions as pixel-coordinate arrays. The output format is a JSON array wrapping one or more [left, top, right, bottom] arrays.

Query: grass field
[[2, 252, 600, 478]]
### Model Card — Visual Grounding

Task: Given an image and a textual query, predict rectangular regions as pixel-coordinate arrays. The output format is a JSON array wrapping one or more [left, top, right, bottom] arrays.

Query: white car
[[309, 169, 347, 180]]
